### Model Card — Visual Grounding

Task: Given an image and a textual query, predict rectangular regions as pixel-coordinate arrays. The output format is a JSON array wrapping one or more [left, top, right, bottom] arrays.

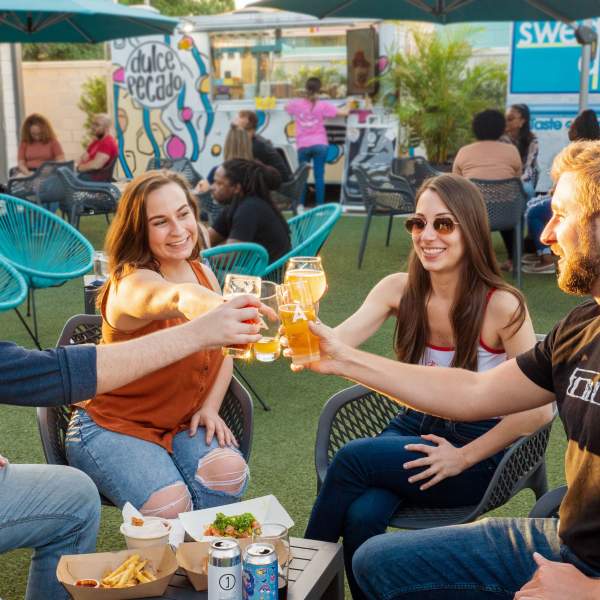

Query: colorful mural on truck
[[110, 31, 345, 181]]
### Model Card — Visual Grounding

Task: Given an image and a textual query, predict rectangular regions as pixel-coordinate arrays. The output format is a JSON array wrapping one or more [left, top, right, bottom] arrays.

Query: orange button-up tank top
[[82, 261, 224, 453]]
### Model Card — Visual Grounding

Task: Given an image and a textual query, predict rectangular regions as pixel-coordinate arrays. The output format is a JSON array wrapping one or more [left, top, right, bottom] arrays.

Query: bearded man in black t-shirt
[[301, 141, 600, 599]]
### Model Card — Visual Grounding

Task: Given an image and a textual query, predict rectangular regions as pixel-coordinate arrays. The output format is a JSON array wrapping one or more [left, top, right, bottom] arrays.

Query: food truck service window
[[210, 26, 348, 101]]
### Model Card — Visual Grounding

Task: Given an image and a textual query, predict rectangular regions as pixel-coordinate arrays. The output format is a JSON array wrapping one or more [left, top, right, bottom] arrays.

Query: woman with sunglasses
[[303, 174, 553, 600]]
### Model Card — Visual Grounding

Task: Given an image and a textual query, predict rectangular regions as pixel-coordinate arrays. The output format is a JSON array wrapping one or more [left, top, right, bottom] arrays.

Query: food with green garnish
[[203, 512, 259, 538]]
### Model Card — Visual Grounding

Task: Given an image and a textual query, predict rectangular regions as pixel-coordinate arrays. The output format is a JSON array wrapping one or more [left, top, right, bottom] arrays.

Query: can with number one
[[208, 539, 242, 600]]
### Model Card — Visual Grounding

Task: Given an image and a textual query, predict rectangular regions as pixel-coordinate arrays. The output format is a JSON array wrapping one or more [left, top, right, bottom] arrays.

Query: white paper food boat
[[179, 495, 294, 542]]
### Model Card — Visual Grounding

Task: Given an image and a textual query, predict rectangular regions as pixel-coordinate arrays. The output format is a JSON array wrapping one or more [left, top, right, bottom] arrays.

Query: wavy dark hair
[[221, 159, 290, 235], [568, 109, 600, 142], [509, 103, 535, 163], [394, 174, 527, 371]]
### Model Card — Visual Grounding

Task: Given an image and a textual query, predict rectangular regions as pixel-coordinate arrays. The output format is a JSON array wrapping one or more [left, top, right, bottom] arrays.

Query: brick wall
[[22, 60, 112, 161]]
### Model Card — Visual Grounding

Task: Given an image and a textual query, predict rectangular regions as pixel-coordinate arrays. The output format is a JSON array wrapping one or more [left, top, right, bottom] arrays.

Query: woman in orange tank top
[[66, 170, 249, 517]]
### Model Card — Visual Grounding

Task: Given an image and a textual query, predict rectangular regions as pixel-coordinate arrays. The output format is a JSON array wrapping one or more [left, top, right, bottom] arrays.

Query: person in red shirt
[[17, 113, 65, 176], [77, 113, 118, 181]]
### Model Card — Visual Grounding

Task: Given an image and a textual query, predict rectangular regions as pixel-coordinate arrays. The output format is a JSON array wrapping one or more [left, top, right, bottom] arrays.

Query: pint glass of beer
[[253, 281, 280, 362], [222, 273, 261, 359], [277, 280, 320, 365], [284, 256, 327, 304]]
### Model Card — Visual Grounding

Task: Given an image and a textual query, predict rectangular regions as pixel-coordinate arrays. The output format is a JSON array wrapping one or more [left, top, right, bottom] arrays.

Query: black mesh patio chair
[[145, 157, 202, 189], [528, 485, 567, 519], [315, 384, 553, 530], [196, 190, 224, 226], [80, 157, 118, 183], [37, 314, 254, 507], [391, 157, 441, 194], [7, 160, 75, 206], [56, 167, 121, 230], [272, 163, 310, 214], [470, 178, 528, 289], [354, 165, 415, 269]]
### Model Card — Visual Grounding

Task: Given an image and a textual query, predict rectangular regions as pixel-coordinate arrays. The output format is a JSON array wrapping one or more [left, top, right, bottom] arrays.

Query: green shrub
[[77, 76, 108, 148]]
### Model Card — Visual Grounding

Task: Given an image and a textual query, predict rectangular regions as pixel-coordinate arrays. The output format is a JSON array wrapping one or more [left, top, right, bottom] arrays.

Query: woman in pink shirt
[[285, 78, 347, 211], [17, 114, 65, 176]]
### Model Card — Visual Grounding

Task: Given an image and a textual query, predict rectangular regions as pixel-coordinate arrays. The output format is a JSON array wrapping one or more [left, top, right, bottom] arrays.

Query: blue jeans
[[525, 195, 552, 255], [304, 409, 503, 599], [353, 517, 600, 599], [0, 463, 100, 600], [66, 409, 248, 510], [298, 144, 328, 206]]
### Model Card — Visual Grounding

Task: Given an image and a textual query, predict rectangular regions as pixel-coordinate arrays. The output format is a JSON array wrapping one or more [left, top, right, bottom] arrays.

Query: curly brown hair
[[20, 113, 58, 145]]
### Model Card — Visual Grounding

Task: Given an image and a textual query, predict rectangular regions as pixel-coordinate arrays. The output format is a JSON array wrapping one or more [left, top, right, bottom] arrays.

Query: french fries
[[99, 554, 157, 588]]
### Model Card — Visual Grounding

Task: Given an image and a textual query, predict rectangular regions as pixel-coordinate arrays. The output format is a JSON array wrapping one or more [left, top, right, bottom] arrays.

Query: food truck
[[110, 8, 401, 204], [507, 18, 600, 192]]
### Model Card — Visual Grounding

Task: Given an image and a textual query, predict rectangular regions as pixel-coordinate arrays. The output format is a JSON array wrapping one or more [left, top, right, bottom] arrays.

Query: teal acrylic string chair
[[0, 194, 94, 348], [201, 242, 269, 289], [0, 256, 27, 311], [201, 242, 271, 411], [262, 203, 342, 283]]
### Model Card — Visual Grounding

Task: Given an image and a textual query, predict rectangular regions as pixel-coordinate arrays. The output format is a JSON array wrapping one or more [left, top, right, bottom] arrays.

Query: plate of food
[[179, 495, 294, 542]]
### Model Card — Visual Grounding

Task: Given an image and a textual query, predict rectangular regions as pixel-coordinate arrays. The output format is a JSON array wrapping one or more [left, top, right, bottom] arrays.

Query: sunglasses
[[404, 216, 460, 235]]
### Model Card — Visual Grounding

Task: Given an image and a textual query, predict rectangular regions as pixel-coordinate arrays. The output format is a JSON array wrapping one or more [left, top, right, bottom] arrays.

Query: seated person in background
[[300, 174, 552, 599], [76, 113, 118, 181], [454, 109, 523, 273], [17, 113, 65, 176], [1, 297, 263, 600], [66, 170, 250, 516], [523, 108, 600, 275], [453, 109, 522, 180], [235, 110, 292, 182], [208, 159, 292, 263], [196, 124, 253, 193]]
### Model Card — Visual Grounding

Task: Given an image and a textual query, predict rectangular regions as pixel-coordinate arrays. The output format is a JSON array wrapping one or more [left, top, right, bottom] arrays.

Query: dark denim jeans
[[304, 409, 503, 599], [353, 517, 600, 599], [525, 195, 552, 255], [298, 144, 328, 206]]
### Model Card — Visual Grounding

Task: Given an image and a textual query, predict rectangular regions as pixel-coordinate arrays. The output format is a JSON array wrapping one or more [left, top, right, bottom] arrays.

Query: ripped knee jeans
[[65, 409, 249, 513]]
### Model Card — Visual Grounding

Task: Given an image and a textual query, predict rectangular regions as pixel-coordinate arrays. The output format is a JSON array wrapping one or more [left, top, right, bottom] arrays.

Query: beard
[[556, 223, 600, 295]]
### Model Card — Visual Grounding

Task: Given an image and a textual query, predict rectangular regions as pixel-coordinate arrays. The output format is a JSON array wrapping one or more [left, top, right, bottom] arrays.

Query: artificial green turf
[[0, 213, 578, 600]]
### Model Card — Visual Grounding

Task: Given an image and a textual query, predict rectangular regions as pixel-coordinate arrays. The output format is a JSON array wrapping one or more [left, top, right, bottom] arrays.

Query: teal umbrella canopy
[[250, 0, 600, 22], [0, 0, 178, 43]]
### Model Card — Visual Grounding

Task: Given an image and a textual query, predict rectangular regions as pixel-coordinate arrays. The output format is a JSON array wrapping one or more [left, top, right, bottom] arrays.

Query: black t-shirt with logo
[[212, 195, 291, 263], [516, 299, 600, 569]]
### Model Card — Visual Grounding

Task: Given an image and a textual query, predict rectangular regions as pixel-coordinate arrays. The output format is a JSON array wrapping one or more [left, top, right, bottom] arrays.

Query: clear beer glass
[[222, 273, 261, 359], [277, 280, 320, 366], [253, 281, 280, 362], [284, 256, 327, 304]]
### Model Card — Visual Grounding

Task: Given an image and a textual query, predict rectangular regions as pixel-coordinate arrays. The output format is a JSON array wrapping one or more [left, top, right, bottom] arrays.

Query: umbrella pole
[[576, 22, 597, 112]]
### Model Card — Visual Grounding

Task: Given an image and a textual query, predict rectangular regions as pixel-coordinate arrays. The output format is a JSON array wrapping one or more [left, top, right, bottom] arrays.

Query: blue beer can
[[242, 542, 278, 600]]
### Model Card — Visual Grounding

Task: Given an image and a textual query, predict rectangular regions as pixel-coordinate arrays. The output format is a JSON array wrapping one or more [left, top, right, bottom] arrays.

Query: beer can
[[242, 543, 278, 600], [208, 539, 242, 600]]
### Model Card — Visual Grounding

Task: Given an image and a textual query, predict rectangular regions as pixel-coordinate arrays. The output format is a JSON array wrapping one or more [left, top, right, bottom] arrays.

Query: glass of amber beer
[[277, 280, 320, 366], [222, 273, 261, 359], [253, 281, 281, 362], [284, 257, 327, 304]]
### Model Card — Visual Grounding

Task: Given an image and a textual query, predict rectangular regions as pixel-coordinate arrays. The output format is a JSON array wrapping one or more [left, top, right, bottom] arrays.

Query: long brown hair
[[224, 125, 253, 161], [394, 174, 527, 371], [20, 113, 57, 144], [97, 170, 202, 306]]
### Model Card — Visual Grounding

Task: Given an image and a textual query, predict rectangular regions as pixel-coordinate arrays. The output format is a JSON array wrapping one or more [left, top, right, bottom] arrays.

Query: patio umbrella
[[250, 0, 600, 23], [0, 0, 178, 43]]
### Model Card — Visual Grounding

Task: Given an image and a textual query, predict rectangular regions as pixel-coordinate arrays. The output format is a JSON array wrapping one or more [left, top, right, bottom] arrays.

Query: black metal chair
[[471, 178, 528, 289], [80, 157, 118, 183], [315, 384, 553, 530], [56, 167, 121, 230], [391, 157, 441, 194], [528, 485, 566, 519], [7, 160, 75, 206], [197, 190, 224, 226], [146, 157, 202, 189], [354, 165, 415, 268], [273, 163, 310, 214], [37, 314, 254, 507]]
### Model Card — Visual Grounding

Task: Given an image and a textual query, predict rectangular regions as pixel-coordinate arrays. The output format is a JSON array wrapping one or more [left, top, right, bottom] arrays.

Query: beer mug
[[277, 280, 320, 366], [253, 281, 280, 362], [222, 273, 261, 359], [284, 256, 327, 304]]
